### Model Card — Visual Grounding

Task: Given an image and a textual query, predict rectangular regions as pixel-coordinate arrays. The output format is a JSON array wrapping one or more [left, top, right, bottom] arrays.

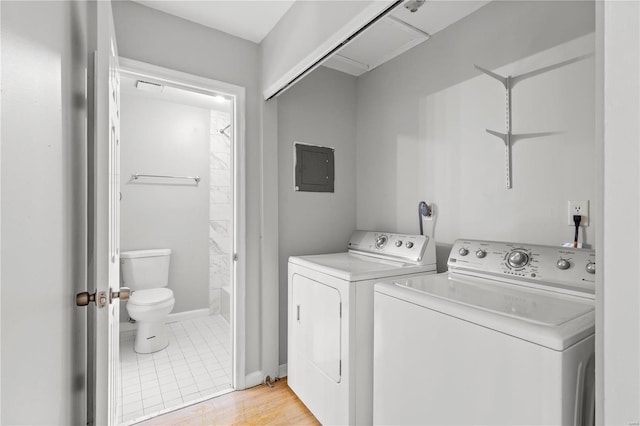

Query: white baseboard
[[244, 370, 264, 389], [120, 320, 136, 333], [279, 363, 288, 378], [243, 369, 287, 389], [166, 308, 210, 323], [120, 308, 210, 333]]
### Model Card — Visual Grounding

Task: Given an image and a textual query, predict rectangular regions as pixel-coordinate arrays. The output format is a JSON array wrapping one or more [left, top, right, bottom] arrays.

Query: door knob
[[76, 290, 108, 308], [76, 287, 130, 308], [111, 287, 130, 302]]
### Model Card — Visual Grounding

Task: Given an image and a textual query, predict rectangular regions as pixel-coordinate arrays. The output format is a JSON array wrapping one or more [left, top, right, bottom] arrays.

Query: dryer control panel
[[347, 230, 436, 265], [448, 239, 595, 297]]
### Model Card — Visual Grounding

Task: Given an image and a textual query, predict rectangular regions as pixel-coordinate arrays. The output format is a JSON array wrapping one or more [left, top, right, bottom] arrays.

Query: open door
[[92, 1, 122, 423], [76, 1, 125, 425]]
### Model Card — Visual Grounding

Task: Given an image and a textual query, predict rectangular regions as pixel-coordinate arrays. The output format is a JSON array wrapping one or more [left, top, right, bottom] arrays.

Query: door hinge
[[233, 253, 238, 261]]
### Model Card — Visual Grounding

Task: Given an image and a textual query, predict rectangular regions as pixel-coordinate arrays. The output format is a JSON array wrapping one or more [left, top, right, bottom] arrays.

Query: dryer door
[[292, 275, 342, 382]]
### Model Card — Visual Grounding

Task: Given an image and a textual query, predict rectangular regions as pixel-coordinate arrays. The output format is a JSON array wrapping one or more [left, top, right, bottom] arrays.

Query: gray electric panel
[[295, 143, 335, 192]]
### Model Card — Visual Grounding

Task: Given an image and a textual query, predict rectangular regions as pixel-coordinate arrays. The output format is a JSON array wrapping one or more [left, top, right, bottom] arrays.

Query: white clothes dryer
[[374, 239, 596, 426], [288, 230, 437, 426]]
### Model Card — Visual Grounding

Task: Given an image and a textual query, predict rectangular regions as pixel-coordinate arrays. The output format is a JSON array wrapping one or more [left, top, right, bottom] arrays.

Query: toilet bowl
[[127, 288, 175, 353], [121, 249, 175, 354]]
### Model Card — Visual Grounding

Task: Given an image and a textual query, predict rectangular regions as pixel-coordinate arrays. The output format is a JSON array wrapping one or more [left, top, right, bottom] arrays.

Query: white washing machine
[[288, 230, 437, 425], [374, 239, 596, 425]]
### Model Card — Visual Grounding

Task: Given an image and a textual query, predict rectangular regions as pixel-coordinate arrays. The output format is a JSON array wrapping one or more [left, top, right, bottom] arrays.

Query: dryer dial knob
[[556, 259, 570, 270], [586, 261, 596, 274], [458, 247, 469, 256], [375, 235, 388, 249], [395, 240, 403, 247], [476, 250, 487, 259], [508, 250, 529, 268], [406, 241, 414, 249]]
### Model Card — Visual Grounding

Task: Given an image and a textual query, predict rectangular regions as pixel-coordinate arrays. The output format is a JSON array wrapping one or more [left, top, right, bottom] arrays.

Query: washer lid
[[129, 288, 174, 306], [289, 252, 435, 281], [376, 273, 594, 350]]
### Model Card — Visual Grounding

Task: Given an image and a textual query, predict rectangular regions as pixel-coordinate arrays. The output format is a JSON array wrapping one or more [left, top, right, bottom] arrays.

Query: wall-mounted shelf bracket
[[474, 65, 509, 89], [475, 64, 513, 189]]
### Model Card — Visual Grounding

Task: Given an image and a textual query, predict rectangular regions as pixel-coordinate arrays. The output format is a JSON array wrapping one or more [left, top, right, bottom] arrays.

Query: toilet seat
[[129, 288, 174, 306]]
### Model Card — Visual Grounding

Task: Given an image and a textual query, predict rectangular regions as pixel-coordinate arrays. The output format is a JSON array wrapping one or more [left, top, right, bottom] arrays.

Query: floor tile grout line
[[119, 315, 232, 422], [191, 319, 218, 387], [177, 320, 201, 399], [199, 317, 231, 387], [189, 317, 229, 393]]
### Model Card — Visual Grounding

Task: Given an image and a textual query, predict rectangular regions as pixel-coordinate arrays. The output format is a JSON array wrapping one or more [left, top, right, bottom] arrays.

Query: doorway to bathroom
[[116, 59, 246, 424]]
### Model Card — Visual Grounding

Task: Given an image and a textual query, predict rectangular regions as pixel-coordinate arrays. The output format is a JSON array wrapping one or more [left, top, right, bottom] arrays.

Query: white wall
[[112, 0, 265, 375], [600, 0, 640, 422], [355, 0, 596, 270], [0, 2, 3, 415], [1, 1, 91, 424], [277, 66, 358, 365], [258, 96, 280, 379], [119, 92, 210, 316]]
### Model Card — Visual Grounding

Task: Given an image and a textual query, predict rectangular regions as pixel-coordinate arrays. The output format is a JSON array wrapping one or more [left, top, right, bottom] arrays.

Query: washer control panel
[[347, 230, 435, 265], [448, 239, 596, 295]]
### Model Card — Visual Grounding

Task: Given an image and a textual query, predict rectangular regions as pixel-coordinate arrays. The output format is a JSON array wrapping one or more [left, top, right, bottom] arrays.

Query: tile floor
[[118, 315, 232, 424]]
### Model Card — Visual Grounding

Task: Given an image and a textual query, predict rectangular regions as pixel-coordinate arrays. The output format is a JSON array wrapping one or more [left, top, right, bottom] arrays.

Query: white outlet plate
[[568, 200, 589, 226]]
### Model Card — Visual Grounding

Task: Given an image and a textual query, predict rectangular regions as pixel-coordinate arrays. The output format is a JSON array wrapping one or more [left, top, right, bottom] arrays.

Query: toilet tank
[[120, 249, 171, 290]]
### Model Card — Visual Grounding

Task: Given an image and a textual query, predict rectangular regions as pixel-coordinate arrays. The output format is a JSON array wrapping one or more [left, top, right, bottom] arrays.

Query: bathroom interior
[[117, 73, 235, 423]]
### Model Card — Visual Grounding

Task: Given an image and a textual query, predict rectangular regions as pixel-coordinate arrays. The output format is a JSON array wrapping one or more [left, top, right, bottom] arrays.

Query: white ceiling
[[132, 0, 296, 43], [131, 0, 491, 75], [325, 1, 490, 76], [389, 0, 489, 35]]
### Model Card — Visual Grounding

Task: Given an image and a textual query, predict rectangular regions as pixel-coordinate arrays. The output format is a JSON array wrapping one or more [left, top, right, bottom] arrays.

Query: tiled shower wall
[[209, 110, 231, 317]]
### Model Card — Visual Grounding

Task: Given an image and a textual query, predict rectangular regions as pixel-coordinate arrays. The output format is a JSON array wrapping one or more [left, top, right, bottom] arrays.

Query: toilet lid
[[129, 288, 174, 306]]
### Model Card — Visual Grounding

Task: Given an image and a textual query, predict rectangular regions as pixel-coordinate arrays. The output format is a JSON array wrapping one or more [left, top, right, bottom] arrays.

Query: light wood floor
[[136, 378, 320, 425]]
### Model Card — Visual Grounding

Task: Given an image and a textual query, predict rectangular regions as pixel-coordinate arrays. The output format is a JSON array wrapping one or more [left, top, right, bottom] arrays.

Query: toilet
[[120, 249, 175, 354]]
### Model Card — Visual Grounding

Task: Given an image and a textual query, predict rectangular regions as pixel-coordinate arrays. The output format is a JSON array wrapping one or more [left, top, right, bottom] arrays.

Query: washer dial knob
[[507, 250, 529, 268], [476, 250, 487, 259], [406, 241, 414, 249], [395, 240, 403, 247], [375, 235, 388, 249], [556, 259, 571, 270], [458, 247, 469, 256], [586, 261, 596, 274]]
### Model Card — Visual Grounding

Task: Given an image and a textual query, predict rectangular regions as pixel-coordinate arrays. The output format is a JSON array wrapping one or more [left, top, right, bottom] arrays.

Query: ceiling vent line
[[322, 13, 431, 77], [385, 15, 430, 38], [331, 55, 370, 73]]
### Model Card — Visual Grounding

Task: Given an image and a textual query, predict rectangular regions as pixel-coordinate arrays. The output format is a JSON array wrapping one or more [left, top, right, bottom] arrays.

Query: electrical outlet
[[568, 200, 589, 226]]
